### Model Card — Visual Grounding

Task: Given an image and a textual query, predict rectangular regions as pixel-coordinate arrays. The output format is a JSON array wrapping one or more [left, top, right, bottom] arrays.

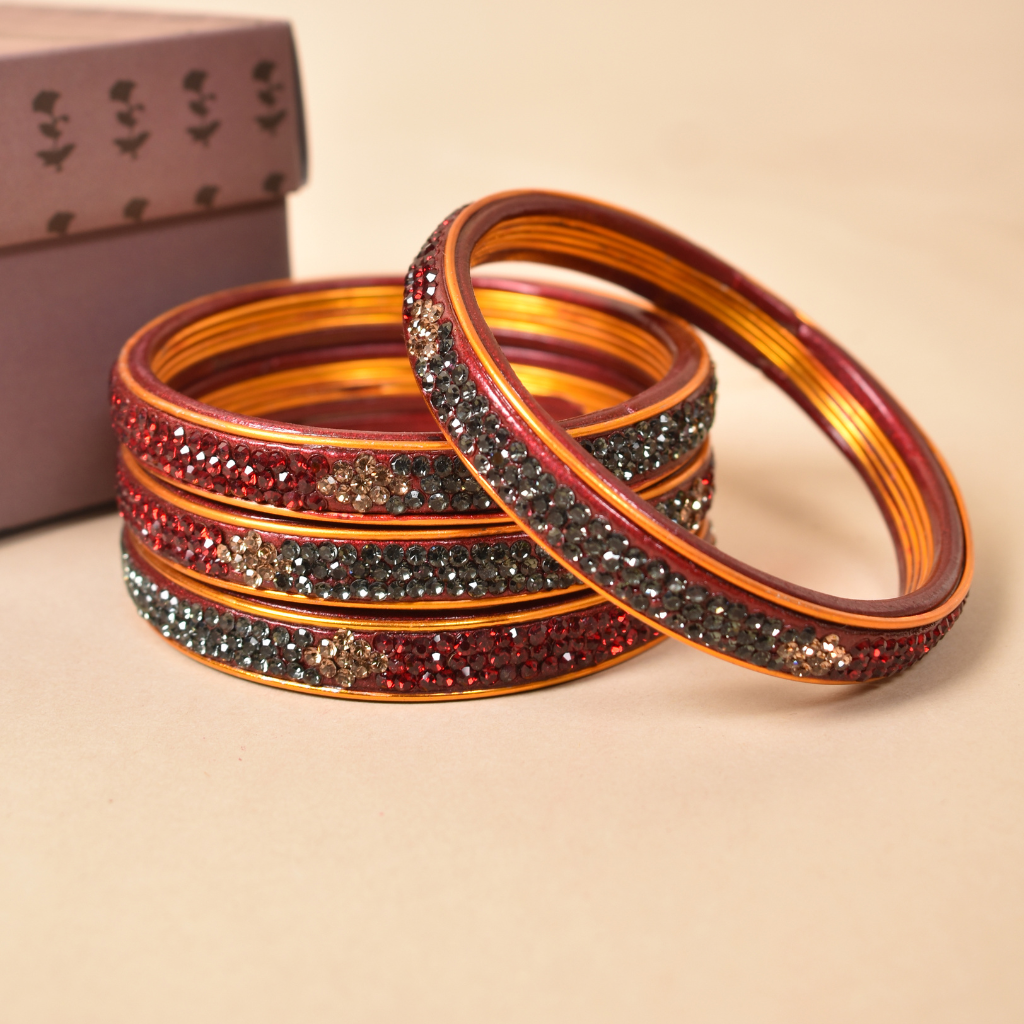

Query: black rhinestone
[[551, 486, 574, 509], [280, 539, 300, 561], [383, 544, 404, 566], [510, 540, 531, 561], [391, 454, 413, 477], [412, 455, 432, 477]]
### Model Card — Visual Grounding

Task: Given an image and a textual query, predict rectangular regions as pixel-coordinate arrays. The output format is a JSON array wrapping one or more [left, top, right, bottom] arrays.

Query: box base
[[0, 201, 290, 533]]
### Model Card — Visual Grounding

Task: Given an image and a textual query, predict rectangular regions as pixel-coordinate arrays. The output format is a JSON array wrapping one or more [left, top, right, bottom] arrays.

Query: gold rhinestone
[[354, 453, 377, 476], [317, 475, 338, 496], [336, 668, 354, 688], [389, 477, 410, 496], [352, 492, 372, 513], [243, 529, 262, 552], [257, 544, 277, 563], [410, 300, 424, 318], [334, 484, 353, 505], [318, 659, 338, 679], [821, 634, 840, 652], [331, 461, 354, 483], [369, 484, 390, 506], [301, 646, 322, 667], [353, 662, 370, 679], [424, 301, 443, 322], [318, 638, 338, 659], [228, 535, 244, 554], [215, 543, 231, 563]]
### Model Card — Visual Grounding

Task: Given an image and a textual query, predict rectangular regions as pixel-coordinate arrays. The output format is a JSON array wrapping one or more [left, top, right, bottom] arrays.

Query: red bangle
[[122, 528, 662, 701], [111, 276, 715, 524], [117, 442, 713, 608], [402, 192, 972, 683]]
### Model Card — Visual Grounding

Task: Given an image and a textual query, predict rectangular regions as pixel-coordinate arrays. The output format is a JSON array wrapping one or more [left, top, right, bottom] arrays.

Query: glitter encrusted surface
[[116, 462, 714, 605], [110, 372, 714, 518], [122, 544, 659, 696]]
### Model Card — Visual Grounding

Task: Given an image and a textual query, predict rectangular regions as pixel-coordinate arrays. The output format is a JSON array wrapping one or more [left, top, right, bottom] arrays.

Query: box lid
[[0, 3, 306, 248]]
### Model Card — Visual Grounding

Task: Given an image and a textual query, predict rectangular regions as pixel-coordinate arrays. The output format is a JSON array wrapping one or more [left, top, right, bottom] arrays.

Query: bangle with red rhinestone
[[401, 192, 972, 684], [122, 529, 662, 701], [112, 275, 716, 524], [117, 443, 714, 609]]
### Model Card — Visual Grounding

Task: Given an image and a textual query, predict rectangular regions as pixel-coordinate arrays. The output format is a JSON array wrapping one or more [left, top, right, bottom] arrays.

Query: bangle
[[122, 529, 662, 701], [117, 442, 713, 607], [111, 275, 715, 523], [402, 192, 972, 683]]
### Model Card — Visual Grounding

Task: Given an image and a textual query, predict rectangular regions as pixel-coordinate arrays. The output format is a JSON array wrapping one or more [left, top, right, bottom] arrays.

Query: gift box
[[0, 4, 306, 532]]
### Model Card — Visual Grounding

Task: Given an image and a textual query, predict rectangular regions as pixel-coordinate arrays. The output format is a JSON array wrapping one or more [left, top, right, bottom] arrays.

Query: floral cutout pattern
[[253, 59, 287, 135], [46, 211, 74, 236], [262, 172, 284, 195], [110, 80, 150, 158], [194, 185, 219, 209], [33, 90, 75, 171], [183, 70, 220, 145], [123, 198, 148, 222]]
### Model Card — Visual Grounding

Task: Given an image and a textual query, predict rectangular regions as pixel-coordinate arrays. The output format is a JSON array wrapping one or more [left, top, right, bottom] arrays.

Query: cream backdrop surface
[[1, 1, 1021, 1021]]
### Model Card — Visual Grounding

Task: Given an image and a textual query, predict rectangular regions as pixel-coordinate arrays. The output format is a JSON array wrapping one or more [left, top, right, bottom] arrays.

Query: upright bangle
[[402, 192, 972, 683], [111, 276, 715, 523]]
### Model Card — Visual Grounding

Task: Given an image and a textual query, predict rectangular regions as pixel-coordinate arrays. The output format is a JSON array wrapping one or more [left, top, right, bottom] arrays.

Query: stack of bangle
[[112, 275, 717, 699], [112, 191, 971, 699]]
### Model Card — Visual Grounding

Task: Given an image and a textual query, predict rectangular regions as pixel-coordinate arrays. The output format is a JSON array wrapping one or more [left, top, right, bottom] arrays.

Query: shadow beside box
[[0, 5, 307, 532]]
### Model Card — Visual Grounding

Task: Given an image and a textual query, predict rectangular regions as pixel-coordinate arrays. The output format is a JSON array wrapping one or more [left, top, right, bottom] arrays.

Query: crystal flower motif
[[315, 453, 409, 512], [216, 529, 278, 587], [774, 633, 851, 678], [301, 629, 388, 687], [406, 299, 445, 359]]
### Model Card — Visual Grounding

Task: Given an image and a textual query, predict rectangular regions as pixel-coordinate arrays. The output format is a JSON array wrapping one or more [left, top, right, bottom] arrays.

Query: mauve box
[[0, 4, 307, 532]]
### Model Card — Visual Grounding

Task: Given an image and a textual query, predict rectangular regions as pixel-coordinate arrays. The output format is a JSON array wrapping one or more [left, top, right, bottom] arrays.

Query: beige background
[[1, 0, 1021, 1020]]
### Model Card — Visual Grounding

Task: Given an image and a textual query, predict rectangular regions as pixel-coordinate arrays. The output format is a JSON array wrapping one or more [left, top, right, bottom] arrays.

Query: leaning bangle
[[111, 276, 716, 523], [122, 529, 662, 701], [117, 442, 713, 608], [402, 192, 972, 683]]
